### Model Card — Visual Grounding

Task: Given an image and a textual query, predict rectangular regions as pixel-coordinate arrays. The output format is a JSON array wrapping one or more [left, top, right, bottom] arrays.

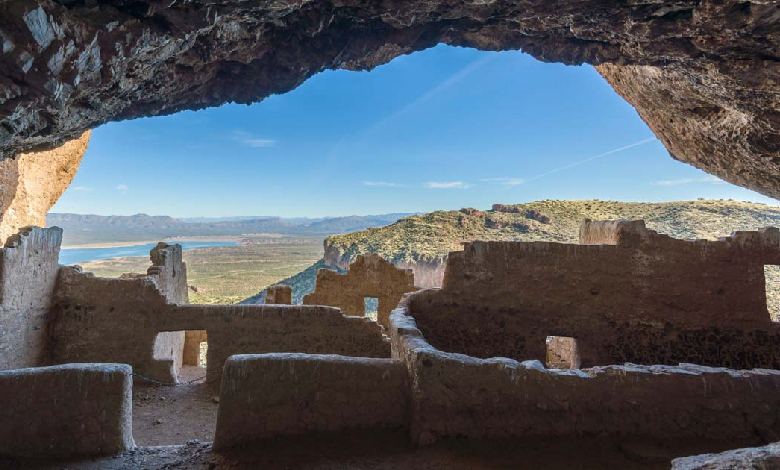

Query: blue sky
[[52, 45, 778, 218]]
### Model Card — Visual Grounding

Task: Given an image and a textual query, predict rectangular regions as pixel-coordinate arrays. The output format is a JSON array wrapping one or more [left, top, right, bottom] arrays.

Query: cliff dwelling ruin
[[1, 0, 780, 469]]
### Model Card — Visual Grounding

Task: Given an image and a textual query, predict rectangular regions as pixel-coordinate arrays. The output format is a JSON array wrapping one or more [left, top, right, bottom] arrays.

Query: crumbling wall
[[50, 266, 390, 385], [0, 226, 62, 370], [0, 363, 133, 458], [213, 353, 408, 450], [304, 254, 417, 328], [265, 285, 292, 304], [409, 221, 780, 369], [147, 243, 188, 377], [390, 309, 780, 445]]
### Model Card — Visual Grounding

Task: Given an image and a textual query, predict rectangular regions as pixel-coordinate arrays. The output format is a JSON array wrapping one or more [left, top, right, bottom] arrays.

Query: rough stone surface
[[598, 63, 780, 199], [389, 309, 780, 445], [50, 250, 391, 385], [265, 284, 292, 305], [304, 254, 417, 328], [0, 226, 61, 370], [0, 363, 134, 458], [0, 131, 89, 244], [406, 219, 780, 369], [672, 442, 780, 469], [213, 354, 408, 450], [0, 2, 778, 198]]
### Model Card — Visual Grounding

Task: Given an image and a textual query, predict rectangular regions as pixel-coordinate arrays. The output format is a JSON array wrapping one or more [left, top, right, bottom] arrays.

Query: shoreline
[[61, 236, 249, 249]]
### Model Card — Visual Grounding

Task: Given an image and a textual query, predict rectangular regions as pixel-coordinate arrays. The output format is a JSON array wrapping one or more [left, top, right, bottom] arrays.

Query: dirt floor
[[6, 433, 760, 470], [1, 364, 762, 469], [132, 366, 217, 446]]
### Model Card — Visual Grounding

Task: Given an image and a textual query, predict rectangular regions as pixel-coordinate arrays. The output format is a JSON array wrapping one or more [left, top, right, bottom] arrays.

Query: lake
[[59, 241, 238, 265]]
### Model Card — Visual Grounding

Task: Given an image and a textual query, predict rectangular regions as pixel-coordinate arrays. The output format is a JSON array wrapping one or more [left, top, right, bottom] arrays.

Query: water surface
[[59, 241, 238, 265]]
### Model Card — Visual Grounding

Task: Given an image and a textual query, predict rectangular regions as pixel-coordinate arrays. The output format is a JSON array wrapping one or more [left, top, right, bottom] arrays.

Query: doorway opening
[[545, 336, 581, 369], [364, 297, 378, 322]]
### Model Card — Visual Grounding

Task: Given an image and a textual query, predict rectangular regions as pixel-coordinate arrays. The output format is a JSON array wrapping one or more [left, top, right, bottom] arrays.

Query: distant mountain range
[[47, 212, 417, 246]]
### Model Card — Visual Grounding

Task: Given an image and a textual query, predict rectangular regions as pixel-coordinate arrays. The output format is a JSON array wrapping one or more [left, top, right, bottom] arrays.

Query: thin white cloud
[[232, 130, 276, 148], [115, 184, 129, 191], [521, 137, 658, 185], [481, 177, 525, 187], [362, 181, 406, 188], [71, 186, 91, 191], [650, 175, 725, 186], [425, 181, 472, 189]]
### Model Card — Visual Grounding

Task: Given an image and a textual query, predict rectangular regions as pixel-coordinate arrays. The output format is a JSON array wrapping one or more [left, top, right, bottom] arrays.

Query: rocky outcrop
[[0, 2, 778, 198], [598, 63, 780, 199], [0, 131, 89, 244]]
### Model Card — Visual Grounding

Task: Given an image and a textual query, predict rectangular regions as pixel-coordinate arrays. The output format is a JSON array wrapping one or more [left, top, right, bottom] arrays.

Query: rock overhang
[[0, 0, 777, 198]]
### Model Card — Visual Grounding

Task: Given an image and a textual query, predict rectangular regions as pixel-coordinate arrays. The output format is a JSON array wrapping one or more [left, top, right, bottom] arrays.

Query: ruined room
[[1, 1, 780, 469]]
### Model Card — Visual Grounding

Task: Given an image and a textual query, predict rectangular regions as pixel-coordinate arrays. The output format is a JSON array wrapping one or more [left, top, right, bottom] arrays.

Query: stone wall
[[0, 363, 133, 458], [407, 220, 780, 369], [213, 353, 408, 450], [50, 266, 390, 385], [390, 309, 780, 445], [147, 243, 188, 377], [304, 254, 418, 328], [0, 226, 62, 370], [265, 284, 292, 304]]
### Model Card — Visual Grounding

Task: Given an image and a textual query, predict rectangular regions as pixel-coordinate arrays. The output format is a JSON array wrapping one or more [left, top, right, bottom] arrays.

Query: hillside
[[47, 212, 416, 246], [325, 200, 780, 269], [246, 200, 780, 316]]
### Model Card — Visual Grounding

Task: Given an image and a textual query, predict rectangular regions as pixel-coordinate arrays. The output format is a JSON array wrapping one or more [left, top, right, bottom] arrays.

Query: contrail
[[363, 53, 498, 136], [521, 137, 658, 184]]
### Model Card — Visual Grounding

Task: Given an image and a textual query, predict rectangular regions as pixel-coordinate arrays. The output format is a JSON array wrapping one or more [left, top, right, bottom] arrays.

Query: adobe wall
[[213, 353, 408, 450], [50, 266, 390, 385], [389, 309, 780, 445], [0, 363, 133, 458], [147, 243, 188, 377], [303, 254, 418, 328], [0, 226, 62, 370], [265, 284, 292, 304], [407, 221, 780, 369]]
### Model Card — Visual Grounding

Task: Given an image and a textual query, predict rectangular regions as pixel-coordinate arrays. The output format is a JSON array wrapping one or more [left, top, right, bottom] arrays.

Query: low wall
[[213, 354, 408, 450], [0, 363, 134, 458], [390, 308, 780, 445], [51, 266, 391, 385]]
